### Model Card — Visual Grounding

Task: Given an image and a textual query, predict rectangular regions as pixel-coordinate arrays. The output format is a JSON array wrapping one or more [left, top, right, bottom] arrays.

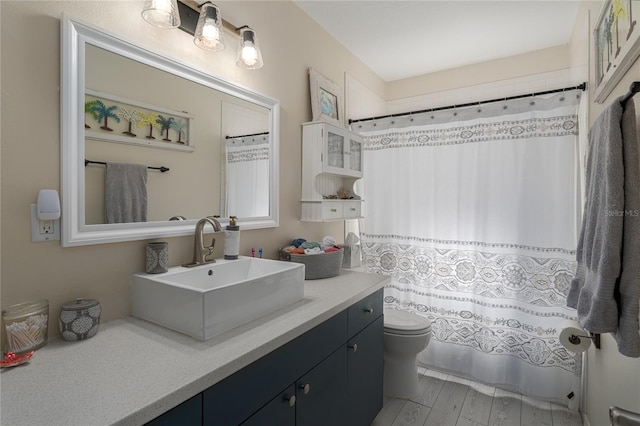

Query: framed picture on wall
[[593, 0, 640, 103], [85, 89, 194, 152], [309, 68, 344, 127]]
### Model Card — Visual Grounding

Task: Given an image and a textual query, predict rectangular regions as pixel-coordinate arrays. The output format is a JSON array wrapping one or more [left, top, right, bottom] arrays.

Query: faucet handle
[[206, 240, 216, 256]]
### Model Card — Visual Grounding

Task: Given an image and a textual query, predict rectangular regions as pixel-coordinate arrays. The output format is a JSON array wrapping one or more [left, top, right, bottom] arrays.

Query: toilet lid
[[384, 308, 431, 334]]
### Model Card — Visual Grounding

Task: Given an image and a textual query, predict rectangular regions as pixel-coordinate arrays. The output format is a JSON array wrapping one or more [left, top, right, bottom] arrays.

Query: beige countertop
[[0, 269, 388, 426]]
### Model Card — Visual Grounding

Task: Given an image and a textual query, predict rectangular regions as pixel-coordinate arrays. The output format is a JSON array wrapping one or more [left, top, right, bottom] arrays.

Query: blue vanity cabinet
[[149, 289, 383, 426], [202, 310, 348, 425]]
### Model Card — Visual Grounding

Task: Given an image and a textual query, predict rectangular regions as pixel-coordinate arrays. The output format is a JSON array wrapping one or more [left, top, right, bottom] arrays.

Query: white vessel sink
[[131, 257, 305, 340]]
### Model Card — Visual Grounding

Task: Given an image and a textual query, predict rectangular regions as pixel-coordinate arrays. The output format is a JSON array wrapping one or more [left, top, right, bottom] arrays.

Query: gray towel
[[105, 162, 148, 224], [614, 99, 640, 357], [567, 97, 640, 357]]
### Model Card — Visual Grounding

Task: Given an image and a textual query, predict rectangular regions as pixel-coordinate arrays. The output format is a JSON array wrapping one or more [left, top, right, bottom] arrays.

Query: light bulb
[[202, 22, 220, 41], [241, 44, 259, 66]]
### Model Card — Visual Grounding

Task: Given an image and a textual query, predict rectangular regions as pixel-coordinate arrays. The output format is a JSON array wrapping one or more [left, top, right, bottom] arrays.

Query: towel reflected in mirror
[[105, 162, 148, 223]]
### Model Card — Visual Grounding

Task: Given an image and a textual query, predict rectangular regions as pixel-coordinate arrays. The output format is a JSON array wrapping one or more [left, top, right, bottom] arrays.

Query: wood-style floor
[[372, 368, 584, 426]]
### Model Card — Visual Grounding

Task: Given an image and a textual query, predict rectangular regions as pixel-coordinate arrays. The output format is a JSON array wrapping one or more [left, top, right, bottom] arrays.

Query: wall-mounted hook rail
[[225, 131, 269, 139]]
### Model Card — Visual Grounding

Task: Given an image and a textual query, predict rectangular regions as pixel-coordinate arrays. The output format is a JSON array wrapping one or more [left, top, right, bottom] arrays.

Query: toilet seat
[[384, 308, 431, 335]]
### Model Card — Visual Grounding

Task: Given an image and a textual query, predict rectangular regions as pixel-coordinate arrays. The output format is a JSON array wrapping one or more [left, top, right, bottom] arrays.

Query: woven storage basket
[[279, 248, 344, 280]]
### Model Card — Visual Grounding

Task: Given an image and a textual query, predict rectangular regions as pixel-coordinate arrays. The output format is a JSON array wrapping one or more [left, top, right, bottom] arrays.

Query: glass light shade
[[194, 3, 225, 52], [141, 0, 181, 29], [236, 27, 264, 69]]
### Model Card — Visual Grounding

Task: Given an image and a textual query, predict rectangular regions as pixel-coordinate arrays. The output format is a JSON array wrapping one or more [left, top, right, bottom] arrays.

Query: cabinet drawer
[[347, 289, 383, 337], [321, 202, 343, 220], [343, 201, 361, 218]]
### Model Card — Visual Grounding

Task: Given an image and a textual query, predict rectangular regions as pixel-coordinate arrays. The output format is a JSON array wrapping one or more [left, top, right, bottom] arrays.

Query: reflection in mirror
[[221, 102, 270, 218], [61, 17, 280, 246]]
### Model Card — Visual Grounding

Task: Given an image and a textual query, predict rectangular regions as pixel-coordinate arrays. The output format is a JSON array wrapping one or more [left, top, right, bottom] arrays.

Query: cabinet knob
[[349, 343, 358, 352], [300, 383, 311, 395], [363, 307, 374, 315], [285, 395, 296, 407]]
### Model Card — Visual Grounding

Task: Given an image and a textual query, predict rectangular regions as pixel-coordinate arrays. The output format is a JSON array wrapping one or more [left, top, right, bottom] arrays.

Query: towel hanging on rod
[[85, 159, 169, 173]]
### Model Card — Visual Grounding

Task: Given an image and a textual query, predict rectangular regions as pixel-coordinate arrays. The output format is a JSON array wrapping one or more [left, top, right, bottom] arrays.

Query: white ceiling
[[294, 1, 581, 82]]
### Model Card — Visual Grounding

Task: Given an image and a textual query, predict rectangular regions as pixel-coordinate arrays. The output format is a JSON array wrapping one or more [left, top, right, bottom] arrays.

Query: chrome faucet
[[182, 217, 223, 267]]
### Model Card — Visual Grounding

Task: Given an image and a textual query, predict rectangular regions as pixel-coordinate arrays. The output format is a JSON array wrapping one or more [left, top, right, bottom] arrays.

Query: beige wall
[[0, 1, 383, 337], [570, 2, 640, 425], [387, 44, 572, 100]]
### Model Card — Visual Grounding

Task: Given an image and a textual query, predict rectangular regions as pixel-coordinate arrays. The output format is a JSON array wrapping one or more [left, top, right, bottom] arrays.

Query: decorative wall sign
[[85, 89, 194, 152], [593, 0, 640, 103], [309, 68, 344, 127]]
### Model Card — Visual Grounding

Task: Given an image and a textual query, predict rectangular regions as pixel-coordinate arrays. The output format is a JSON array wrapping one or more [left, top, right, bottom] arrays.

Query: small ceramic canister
[[59, 298, 101, 341], [146, 241, 169, 274]]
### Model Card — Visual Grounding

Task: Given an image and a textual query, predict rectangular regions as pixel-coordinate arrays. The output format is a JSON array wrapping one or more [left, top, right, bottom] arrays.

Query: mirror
[[61, 17, 280, 246]]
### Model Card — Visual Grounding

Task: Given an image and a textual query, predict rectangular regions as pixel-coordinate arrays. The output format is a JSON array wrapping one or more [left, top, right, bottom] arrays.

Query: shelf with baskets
[[301, 122, 363, 222]]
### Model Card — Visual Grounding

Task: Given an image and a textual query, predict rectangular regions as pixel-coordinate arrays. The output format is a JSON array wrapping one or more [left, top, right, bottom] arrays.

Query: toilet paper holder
[[567, 332, 601, 349]]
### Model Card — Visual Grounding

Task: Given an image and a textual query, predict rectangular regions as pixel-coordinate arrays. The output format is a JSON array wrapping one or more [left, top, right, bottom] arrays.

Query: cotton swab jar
[[1, 299, 49, 356]]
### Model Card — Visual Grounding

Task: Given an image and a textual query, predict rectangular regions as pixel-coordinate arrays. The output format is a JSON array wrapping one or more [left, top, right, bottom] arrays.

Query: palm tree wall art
[[84, 90, 193, 152]]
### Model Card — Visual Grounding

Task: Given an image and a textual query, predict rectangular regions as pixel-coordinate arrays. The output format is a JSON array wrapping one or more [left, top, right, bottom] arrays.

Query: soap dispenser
[[224, 216, 240, 260]]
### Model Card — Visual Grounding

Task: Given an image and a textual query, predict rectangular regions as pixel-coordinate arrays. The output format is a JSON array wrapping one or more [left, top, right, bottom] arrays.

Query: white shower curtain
[[225, 136, 270, 218], [358, 90, 583, 406]]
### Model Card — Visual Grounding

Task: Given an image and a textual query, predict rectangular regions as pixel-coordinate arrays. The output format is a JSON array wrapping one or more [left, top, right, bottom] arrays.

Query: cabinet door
[[145, 394, 202, 426], [296, 347, 348, 426], [347, 136, 363, 177], [347, 316, 384, 426], [323, 127, 346, 175], [241, 385, 296, 426]]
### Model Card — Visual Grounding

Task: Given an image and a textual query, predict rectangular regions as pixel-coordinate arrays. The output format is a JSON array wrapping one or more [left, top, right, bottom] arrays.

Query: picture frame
[[84, 89, 194, 152], [309, 68, 344, 127], [593, 0, 640, 103]]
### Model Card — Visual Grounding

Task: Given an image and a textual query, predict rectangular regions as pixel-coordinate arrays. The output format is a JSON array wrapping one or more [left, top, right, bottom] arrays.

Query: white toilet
[[383, 308, 432, 399]]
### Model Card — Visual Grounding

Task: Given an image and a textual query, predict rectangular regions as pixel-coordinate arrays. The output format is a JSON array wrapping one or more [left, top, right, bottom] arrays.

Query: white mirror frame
[[61, 16, 279, 247]]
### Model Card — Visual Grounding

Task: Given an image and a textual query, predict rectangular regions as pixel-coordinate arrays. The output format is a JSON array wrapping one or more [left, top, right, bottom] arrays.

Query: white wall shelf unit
[[301, 121, 364, 222]]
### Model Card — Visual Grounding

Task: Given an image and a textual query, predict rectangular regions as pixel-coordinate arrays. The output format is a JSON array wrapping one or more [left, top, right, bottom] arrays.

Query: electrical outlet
[[31, 204, 60, 242], [40, 220, 54, 234]]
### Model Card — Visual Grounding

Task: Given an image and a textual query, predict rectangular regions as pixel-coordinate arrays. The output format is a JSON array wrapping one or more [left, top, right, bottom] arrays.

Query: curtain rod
[[348, 82, 587, 125], [620, 81, 640, 105], [85, 159, 169, 173], [225, 131, 269, 139]]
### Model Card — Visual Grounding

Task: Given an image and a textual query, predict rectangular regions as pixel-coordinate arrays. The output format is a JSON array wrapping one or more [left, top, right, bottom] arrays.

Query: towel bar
[[610, 406, 640, 426], [85, 159, 169, 173]]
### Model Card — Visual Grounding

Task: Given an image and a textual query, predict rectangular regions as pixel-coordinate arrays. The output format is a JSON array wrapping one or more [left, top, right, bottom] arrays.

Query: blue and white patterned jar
[[58, 298, 101, 341]]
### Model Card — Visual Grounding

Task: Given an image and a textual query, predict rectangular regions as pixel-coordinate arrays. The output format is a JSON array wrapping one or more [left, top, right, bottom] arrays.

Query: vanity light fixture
[[236, 27, 263, 69], [193, 3, 225, 51], [143, 0, 264, 69], [141, 0, 181, 29]]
